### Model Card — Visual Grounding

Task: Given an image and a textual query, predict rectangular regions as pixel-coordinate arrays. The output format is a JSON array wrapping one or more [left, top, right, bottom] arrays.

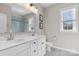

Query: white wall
[[34, 4, 45, 35], [44, 3, 79, 51]]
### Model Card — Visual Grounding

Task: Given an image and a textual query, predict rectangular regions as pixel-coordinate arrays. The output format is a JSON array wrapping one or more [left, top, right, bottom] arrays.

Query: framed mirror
[[0, 3, 37, 34], [9, 4, 36, 33]]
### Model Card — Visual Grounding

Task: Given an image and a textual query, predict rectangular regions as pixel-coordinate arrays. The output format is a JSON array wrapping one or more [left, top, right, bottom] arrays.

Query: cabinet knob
[[34, 50, 36, 52], [34, 42, 36, 44], [42, 42, 44, 44]]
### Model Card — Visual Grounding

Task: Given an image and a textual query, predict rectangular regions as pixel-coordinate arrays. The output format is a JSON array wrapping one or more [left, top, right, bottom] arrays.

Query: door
[[30, 40, 38, 56], [38, 36, 46, 56]]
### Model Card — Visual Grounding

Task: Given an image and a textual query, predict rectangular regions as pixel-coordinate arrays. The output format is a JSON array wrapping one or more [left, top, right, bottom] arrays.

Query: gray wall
[[44, 3, 79, 51]]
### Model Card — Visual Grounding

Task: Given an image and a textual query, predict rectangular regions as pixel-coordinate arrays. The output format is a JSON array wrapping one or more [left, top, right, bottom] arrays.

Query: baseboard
[[52, 46, 79, 54]]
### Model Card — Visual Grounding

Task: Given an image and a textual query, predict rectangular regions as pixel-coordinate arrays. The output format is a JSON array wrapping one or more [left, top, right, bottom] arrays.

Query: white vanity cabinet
[[30, 40, 38, 56], [0, 36, 46, 56], [38, 36, 46, 56], [30, 36, 46, 56], [16, 43, 30, 56], [0, 43, 29, 56]]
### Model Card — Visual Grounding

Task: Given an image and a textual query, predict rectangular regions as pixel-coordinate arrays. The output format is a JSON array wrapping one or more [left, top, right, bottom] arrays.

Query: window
[[60, 5, 78, 33]]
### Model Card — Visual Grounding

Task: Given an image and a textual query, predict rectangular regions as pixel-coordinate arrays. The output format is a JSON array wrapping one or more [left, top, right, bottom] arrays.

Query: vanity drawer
[[38, 37, 46, 56], [0, 43, 27, 56]]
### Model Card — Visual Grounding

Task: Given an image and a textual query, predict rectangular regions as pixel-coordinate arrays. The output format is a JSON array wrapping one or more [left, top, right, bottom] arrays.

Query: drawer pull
[[34, 42, 36, 44], [34, 50, 36, 52], [42, 42, 44, 44]]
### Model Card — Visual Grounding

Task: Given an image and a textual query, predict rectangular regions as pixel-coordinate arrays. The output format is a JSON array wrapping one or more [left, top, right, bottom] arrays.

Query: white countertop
[[0, 34, 45, 51]]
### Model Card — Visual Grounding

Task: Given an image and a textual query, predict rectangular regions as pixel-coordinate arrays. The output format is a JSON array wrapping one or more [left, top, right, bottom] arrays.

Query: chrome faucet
[[7, 32, 14, 41]]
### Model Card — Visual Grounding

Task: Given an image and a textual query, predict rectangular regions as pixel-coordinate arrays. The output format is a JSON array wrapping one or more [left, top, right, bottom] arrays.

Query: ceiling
[[5, 3, 55, 15], [6, 3, 31, 16], [40, 3, 55, 8]]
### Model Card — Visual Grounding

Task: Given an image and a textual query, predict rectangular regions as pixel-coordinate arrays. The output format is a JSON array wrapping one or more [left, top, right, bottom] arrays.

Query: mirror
[[10, 4, 36, 33]]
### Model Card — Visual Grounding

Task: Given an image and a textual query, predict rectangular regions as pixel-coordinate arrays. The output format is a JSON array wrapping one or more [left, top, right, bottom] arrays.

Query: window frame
[[60, 5, 78, 33]]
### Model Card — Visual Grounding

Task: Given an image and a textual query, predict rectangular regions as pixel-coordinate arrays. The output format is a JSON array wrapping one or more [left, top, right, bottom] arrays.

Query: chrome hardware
[[34, 50, 36, 52], [34, 42, 36, 44], [7, 32, 14, 41], [42, 42, 44, 44]]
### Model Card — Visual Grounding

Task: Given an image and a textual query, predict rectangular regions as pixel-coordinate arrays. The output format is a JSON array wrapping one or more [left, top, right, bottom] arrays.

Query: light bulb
[[18, 3, 38, 14]]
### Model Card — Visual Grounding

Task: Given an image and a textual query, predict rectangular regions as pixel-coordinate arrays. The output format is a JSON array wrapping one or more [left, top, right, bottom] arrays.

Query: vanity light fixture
[[24, 3, 38, 14], [18, 3, 38, 14]]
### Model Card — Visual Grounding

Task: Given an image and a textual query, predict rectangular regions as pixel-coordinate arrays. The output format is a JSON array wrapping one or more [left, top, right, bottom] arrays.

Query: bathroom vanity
[[0, 4, 46, 56], [0, 35, 46, 56]]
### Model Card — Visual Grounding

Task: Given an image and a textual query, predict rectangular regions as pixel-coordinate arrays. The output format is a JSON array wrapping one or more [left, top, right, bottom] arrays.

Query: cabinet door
[[38, 37, 46, 56], [30, 40, 38, 56]]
